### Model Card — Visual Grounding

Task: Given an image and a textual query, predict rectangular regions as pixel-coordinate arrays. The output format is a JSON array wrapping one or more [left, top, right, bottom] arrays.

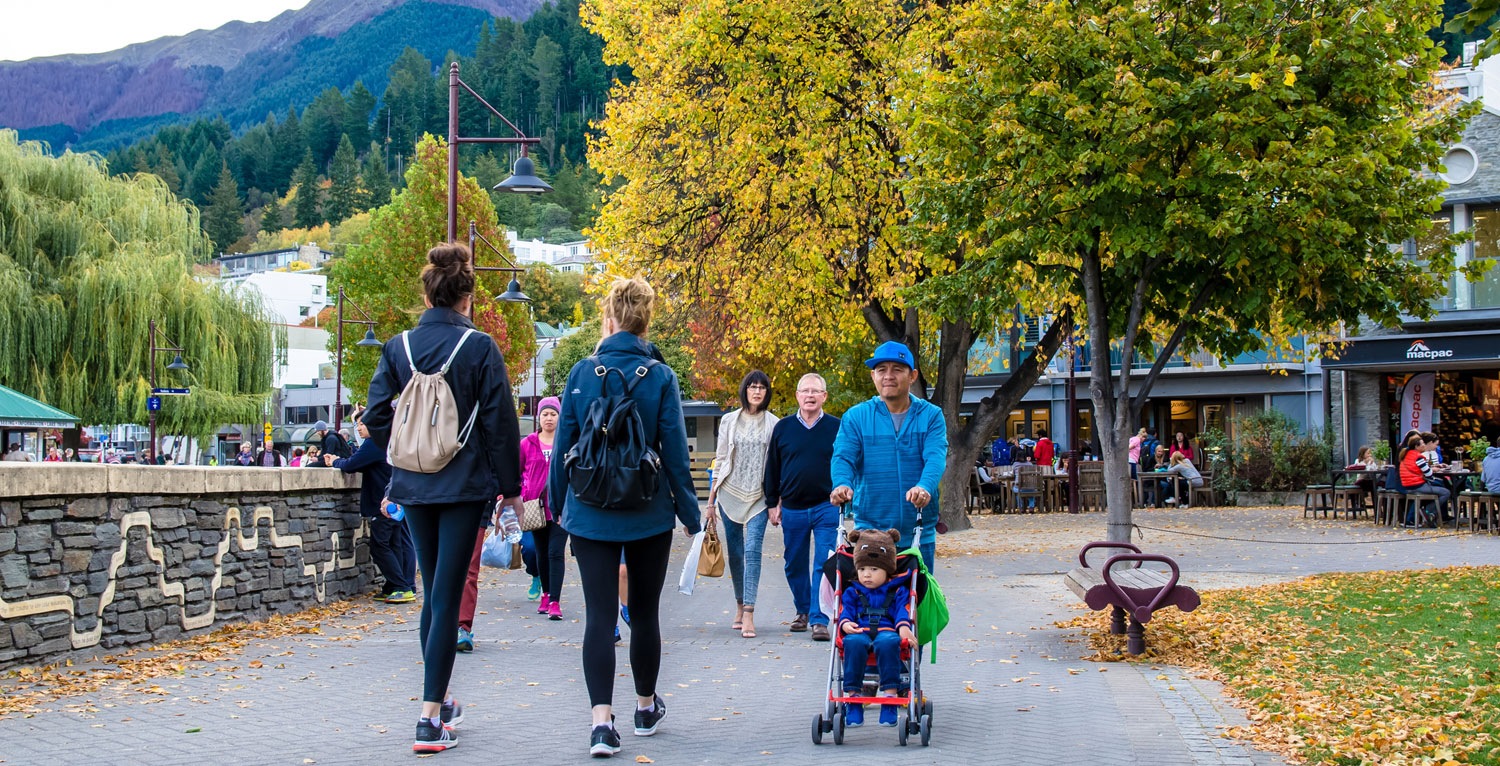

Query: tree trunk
[[1081, 250, 1133, 543]]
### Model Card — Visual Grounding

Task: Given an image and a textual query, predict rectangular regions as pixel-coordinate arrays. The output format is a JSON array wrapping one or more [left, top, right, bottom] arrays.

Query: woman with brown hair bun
[[548, 276, 701, 758], [363, 243, 524, 754]]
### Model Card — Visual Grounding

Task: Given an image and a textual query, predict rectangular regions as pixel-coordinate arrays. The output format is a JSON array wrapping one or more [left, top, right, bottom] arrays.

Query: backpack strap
[[622, 359, 661, 395], [441, 329, 477, 374], [400, 331, 417, 373]]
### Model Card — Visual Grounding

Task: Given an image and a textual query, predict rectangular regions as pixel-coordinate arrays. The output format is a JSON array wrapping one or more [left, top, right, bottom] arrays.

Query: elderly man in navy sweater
[[763, 373, 841, 642]]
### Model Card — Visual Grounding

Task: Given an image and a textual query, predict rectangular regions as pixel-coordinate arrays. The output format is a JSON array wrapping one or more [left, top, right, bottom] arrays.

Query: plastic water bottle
[[387, 503, 406, 521], [498, 507, 522, 544]]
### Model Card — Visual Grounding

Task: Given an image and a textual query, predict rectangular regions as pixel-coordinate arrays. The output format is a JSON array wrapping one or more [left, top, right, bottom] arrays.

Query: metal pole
[[1067, 335, 1080, 513], [335, 286, 345, 434], [148, 318, 157, 462], [447, 62, 460, 243]]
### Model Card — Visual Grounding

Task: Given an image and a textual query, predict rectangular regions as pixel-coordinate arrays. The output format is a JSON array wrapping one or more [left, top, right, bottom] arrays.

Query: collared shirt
[[798, 409, 825, 429]]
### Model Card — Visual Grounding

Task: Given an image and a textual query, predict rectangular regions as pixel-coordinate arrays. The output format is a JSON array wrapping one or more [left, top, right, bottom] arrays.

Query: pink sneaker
[[538, 594, 551, 614], [547, 600, 561, 621]]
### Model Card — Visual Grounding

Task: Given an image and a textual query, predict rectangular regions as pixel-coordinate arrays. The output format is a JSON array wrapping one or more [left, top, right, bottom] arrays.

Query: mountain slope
[[0, 0, 540, 148]]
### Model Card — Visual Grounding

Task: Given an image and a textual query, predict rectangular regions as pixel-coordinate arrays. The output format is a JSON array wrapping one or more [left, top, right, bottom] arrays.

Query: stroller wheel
[[919, 714, 931, 746], [923, 698, 934, 723], [897, 710, 909, 746], [811, 713, 825, 745], [833, 712, 846, 745]]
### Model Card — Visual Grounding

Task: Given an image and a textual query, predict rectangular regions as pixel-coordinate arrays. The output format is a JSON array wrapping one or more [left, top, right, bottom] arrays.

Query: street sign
[[152, 387, 191, 395], [147, 397, 162, 411], [263, 423, 273, 441]]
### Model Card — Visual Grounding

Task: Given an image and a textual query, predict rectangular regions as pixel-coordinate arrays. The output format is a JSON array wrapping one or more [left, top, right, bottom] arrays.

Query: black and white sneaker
[[414, 718, 459, 753], [590, 722, 622, 758], [634, 693, 666, 736], [441, 698, 464, 729]]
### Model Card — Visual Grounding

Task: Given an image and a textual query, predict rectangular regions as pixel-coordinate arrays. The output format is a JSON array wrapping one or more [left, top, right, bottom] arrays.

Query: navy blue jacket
[[549, 331, 701, 541], [363, 308, 523, 505], [331, 437, 392, 518]]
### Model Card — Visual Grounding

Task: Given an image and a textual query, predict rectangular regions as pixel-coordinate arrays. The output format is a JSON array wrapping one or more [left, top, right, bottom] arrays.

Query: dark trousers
[[404, 501, 485, 704], [842, 630, 903, 693], [572, 531, 673, 707], [532, 520, 569, 602], [368, 515, 415, 593], [521, 530, 539, 577]]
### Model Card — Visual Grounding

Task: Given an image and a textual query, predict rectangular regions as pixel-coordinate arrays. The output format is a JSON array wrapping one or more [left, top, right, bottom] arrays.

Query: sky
[[0, 0, 313, 62]]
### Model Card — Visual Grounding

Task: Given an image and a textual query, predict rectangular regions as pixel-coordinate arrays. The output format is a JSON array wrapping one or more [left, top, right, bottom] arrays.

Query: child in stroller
[[838, 528, 915, 727], [813, 524, 933, 747]]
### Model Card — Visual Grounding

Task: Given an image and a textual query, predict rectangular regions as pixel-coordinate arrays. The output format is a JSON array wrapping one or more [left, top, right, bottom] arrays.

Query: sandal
[[732, 603, 744, 631], [740, 607, 757, 638]]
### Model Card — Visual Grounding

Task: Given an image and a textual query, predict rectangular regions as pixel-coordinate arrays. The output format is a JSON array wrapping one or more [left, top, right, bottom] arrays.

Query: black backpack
[[562, 357, 662, 510]]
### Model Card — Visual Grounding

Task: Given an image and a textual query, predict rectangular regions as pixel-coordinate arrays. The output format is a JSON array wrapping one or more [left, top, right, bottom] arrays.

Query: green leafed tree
[[0, 130, 280, 440], [324, 134, 536, 405], [326, 134, 361, 223], [203, 165, 245, 253], [907, 0, 1475, 541], [291, 148, 323, 229]]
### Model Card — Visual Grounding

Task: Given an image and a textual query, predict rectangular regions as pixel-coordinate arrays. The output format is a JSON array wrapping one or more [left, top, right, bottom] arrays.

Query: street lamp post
[[1067, 334, 1079, 513], [333, 286, 382, 434], [147, 318, 189, 463], [446, 61, 552, 243]]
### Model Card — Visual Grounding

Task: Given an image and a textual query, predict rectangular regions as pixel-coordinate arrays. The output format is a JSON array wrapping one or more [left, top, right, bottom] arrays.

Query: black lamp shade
[[493, 155, 553, 194], [167, 354, 189, 371], [498, 278, 531, 303], [357, 328, 382, 347]]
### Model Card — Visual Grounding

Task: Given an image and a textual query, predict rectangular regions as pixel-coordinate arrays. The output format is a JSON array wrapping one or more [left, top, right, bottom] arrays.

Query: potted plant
[[1371, 440, 1391, 467], [1467, 437, 1491, 472]]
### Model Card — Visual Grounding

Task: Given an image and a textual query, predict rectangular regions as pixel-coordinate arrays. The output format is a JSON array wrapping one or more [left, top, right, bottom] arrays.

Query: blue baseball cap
[[866, 341, 916, 370]]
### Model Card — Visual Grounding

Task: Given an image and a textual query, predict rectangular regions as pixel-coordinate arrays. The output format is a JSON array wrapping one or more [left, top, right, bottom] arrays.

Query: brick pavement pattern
[[2, 506, 1497, 765]]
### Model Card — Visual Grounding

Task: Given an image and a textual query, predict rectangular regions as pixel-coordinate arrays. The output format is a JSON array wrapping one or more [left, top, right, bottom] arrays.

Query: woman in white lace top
[[708, 370, 779, 638]]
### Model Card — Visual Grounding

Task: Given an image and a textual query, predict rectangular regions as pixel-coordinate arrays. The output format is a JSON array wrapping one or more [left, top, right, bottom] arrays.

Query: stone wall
[[0, 464, 374, 671]]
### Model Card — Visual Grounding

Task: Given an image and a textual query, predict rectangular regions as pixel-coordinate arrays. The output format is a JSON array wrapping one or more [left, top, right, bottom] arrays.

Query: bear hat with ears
[[849, 528, 901, 577]]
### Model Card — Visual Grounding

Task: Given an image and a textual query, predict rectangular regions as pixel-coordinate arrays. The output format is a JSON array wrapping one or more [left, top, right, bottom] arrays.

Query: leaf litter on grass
[[1059, 565, 1500, 765]]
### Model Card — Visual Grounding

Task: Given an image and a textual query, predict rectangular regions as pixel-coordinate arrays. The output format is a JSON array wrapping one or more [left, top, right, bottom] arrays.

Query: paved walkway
[[2, 506, 1497, 765]]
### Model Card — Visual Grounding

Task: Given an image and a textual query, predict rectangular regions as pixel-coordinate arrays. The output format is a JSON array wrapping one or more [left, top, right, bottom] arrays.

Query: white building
[[230, 270, 331, 326], [215, 243, 336, 279], [506, 231, 600, 273]]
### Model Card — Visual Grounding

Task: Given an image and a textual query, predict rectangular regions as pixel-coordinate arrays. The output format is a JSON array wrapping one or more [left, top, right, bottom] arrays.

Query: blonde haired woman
[[549, 276, 701, 758]]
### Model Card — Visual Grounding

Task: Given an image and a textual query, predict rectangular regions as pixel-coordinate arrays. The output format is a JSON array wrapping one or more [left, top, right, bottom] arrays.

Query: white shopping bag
[[678, 531, 706, 595], [819, 572, 839, 623]]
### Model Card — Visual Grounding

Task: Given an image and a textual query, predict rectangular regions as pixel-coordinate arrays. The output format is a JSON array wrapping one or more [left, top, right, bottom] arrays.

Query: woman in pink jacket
[[522, 396, 567, 620]]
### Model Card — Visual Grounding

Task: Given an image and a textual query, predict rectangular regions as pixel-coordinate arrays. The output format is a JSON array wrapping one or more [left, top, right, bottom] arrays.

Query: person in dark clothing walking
[[310, 421, 350, 463], [363, 243, 524, 754], [763, 372, 841, 642], [330, 418, 415, 603], [548, 277, 701, 758]]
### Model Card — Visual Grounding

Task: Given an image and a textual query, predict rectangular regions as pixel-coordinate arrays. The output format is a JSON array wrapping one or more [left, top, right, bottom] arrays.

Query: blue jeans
[[520, 530, 538, 577], [781, 502, 839, 625], [719, 507, 769, 606], [919, 540, 934, 573], [842, 630, 904, 693]]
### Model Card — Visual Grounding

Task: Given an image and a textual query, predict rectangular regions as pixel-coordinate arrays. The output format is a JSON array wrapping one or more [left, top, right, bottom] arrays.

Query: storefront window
[[1468, 207, 1500, 308], [1407, 213, 1454, 309]]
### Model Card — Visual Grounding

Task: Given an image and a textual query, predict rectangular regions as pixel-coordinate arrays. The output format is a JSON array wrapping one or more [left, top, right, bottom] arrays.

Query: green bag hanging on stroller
[[900, 547, 949, 663]]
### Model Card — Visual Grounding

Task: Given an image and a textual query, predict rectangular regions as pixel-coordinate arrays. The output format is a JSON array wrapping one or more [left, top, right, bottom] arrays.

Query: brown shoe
[[790, 614, 809, 632], [811, 623, 830, 642]]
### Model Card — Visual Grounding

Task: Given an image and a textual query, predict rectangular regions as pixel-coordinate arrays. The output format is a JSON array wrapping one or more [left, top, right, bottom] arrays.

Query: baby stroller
[[811, 516, 933, 747]]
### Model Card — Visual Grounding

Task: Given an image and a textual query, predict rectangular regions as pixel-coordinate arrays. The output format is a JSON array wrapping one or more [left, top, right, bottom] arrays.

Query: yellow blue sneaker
[[456, 627, 474, 653], [527, 576, 542, 601]]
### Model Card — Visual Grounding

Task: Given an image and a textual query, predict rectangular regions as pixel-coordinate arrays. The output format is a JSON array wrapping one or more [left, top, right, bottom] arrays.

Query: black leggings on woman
[[531, 520, 569, 602], [572, 530, 673, 707], [404, 501, 486, 704]]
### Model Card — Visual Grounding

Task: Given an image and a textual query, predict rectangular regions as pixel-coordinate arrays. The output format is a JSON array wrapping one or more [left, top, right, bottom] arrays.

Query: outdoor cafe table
[[1133, 471, 1184, 508], [1331, 467, 1386, 516]]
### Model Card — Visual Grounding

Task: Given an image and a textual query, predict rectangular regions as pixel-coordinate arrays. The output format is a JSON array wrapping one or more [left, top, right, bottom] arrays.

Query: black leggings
[[404, 501, 486, 704], [572, 530, 673, 707], [532, 520, 569, 602]]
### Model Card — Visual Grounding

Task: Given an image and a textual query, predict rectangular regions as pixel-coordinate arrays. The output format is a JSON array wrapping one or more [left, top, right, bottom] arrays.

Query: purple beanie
[[538, 396, 561, 415]]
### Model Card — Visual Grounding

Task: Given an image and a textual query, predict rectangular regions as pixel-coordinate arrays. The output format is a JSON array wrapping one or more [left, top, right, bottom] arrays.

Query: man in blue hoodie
[[830, 341, 948, 570]]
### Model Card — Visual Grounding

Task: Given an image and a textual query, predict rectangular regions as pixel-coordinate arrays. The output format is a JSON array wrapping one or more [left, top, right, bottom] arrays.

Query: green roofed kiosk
[[0, 384, 80, 461]]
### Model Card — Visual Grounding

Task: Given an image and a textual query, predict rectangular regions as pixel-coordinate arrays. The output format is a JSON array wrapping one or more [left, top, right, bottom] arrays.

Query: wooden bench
[[1064, 542, 1200, 655]]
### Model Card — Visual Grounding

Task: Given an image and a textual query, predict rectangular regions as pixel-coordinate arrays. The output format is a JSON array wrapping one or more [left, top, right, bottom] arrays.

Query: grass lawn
[[1070, 566, 1500, 765]]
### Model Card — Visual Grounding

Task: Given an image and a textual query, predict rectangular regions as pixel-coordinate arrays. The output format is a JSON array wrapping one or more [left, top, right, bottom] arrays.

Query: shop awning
[[1321, 330, 1500, 371], [0, 384, 79, 429]]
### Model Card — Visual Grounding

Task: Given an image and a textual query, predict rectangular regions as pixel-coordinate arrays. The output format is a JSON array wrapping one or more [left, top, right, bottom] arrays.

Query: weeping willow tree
[[0, 130, 281, 440]]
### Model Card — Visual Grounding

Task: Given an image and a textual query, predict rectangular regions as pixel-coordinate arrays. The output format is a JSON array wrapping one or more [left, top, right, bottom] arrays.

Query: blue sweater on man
[[830, 394, 948, 546]]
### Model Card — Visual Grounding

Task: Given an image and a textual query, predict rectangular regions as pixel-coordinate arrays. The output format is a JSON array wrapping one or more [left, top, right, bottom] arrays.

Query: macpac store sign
[[1405, 340, 1455, 360]]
